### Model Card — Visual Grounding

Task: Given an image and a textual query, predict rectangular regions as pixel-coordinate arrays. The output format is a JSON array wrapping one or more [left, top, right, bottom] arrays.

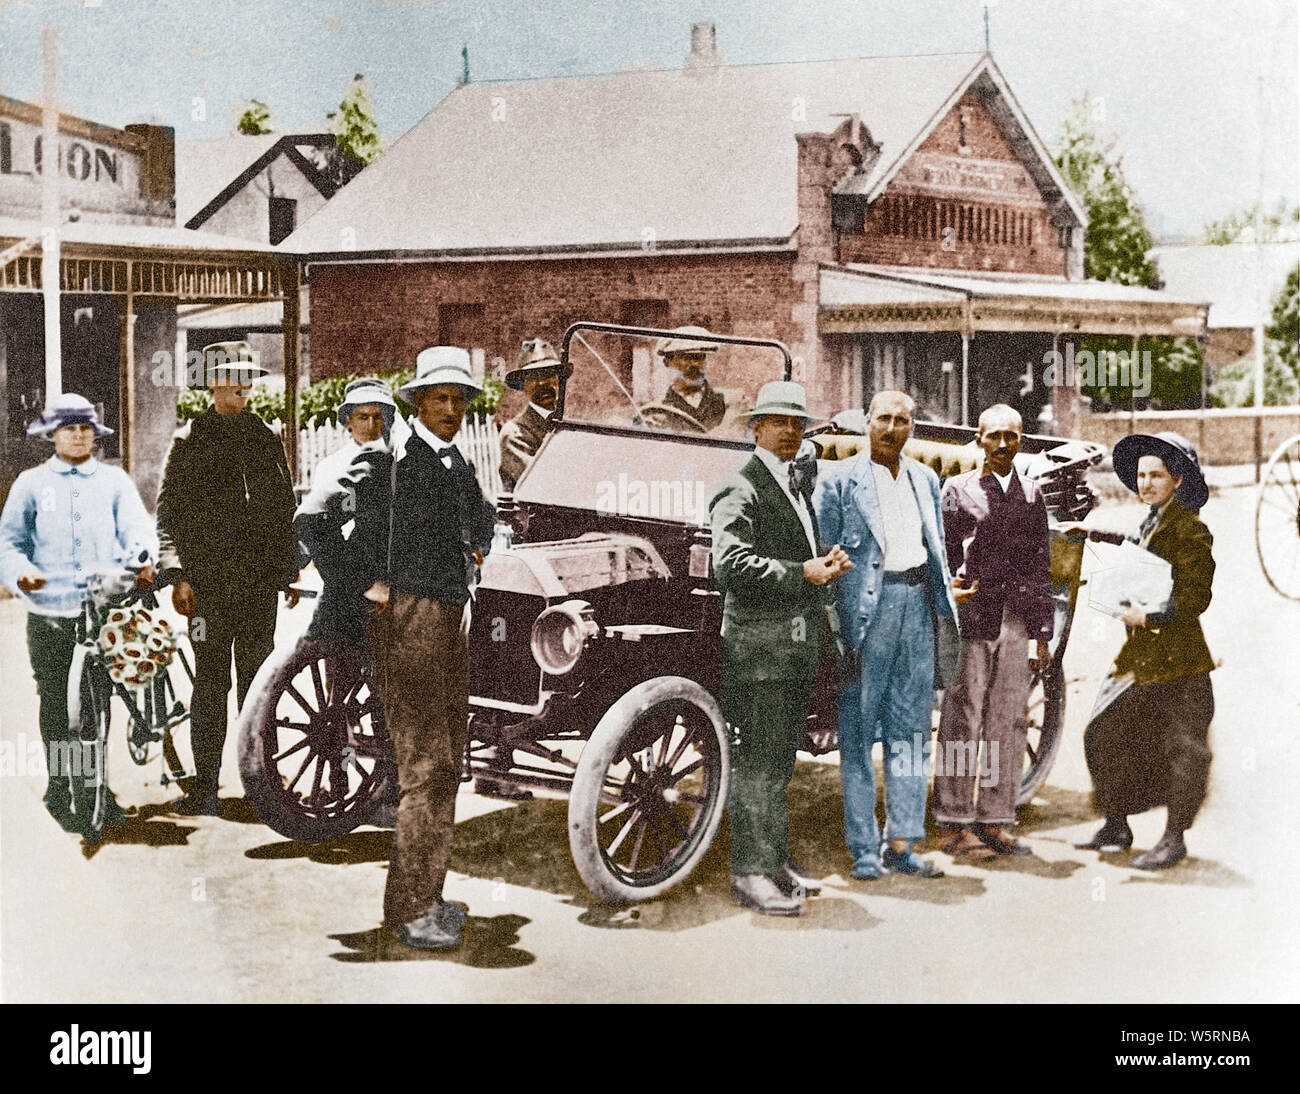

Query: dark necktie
[[1138, 504, 1161, 542]]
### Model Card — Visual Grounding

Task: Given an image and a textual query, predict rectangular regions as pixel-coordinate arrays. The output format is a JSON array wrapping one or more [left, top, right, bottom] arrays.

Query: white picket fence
[[296, 414, 504, 498]]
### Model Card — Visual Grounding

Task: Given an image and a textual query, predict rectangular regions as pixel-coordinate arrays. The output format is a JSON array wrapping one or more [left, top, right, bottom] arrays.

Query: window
[[269, 197, 297, 245]]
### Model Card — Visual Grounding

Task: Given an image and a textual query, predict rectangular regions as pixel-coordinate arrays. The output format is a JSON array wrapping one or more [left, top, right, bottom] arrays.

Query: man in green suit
[[710, 381, 852, 916]]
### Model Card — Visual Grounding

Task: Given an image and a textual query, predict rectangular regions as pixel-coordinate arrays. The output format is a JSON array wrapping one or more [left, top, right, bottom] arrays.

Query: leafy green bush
[[176, 368, 505, 425]]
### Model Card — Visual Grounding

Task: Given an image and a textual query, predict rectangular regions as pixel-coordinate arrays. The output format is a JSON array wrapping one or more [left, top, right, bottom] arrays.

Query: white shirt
[[411, 417, 457, 467], [990, 468, 1025, 500], [530, 403, 553, 419], [754, 446, 818, 555], [871, 460, 927, 571]]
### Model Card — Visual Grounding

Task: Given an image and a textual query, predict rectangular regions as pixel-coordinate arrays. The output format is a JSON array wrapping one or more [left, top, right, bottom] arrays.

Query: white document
[[1088, 540, 1174, 619]]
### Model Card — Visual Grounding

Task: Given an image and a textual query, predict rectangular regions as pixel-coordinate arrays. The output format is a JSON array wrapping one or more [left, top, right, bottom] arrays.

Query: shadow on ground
[[329, 914, 534, 967]]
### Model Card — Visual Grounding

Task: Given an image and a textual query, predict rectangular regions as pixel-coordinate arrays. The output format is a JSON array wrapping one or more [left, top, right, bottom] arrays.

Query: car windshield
[[558, 327, 789, 442]]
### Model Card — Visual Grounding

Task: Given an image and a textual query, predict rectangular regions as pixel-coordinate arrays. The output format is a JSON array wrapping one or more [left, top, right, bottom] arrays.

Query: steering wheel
[[635, 402, 708, 434]]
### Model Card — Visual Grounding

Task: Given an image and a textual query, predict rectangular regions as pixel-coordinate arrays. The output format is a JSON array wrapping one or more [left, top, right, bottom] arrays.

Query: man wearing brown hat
[[156, 341, 301, 816], [498, 339, 571, 492]]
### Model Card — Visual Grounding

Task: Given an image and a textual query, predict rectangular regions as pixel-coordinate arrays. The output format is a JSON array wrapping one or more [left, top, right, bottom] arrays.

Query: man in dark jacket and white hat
[[156, 341, 300, 816], [345, 346, 496, 950], [498, 339, 570, 492]]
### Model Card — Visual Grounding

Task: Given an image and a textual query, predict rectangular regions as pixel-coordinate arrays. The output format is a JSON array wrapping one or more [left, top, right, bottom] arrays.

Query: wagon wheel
[[237, 637, 390, 842], [1016, 660, 1066, 806], [569, 675, 729, 902], [1256, 433, 1300, 600]]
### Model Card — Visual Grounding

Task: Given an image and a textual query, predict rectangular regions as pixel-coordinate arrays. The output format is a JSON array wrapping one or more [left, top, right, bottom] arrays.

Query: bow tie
[[789, 450, 818, 501], [434, 444, 459, 465]]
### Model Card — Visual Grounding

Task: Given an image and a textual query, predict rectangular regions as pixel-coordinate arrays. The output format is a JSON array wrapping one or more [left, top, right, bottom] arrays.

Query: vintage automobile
[[237, 323, 1102, 903]]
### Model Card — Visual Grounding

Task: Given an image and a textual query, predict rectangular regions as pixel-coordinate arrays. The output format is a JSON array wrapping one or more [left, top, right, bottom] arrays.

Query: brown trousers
[[367, 593, 469, 927], [934, 606, 1030, 826]]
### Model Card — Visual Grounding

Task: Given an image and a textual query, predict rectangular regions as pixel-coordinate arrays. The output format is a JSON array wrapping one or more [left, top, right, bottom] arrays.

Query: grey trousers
[[934, 606, 1030, 826], [367, 592, 469, 928]]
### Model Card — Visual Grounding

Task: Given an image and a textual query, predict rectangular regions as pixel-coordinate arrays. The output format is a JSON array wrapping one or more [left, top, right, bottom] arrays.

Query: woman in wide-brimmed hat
[[1061, 431, 1215, 870]]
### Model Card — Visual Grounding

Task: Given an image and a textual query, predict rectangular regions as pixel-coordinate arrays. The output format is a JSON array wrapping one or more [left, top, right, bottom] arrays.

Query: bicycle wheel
[[1257, 434, 1300, 600], [139, 644, 196, 792], [66, 643, 112, 842]]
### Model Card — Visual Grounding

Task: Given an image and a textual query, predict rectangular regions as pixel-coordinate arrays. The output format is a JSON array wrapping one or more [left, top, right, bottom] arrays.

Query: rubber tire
[[66, 642, 110, 841], [1016, 661, 1066, 806], [568, 675, 729, 903], [237, 636, 389, 842]]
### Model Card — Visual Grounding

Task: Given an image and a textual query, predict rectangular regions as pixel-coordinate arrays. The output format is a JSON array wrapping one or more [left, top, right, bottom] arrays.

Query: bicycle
[[64, 559, 196, 843]]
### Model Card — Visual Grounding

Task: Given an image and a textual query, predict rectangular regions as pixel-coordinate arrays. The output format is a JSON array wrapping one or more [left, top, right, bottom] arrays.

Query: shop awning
[[0, 215, 288, 302], [820, 264, 1209, 338]]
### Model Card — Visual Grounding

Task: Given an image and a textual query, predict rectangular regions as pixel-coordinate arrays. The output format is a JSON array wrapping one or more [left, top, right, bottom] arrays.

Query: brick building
[[284, 30, 1205, 435]]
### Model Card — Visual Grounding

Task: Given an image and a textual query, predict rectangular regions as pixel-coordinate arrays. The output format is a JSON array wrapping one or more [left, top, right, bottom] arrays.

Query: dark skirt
[[1083, 672, 1214, 829]]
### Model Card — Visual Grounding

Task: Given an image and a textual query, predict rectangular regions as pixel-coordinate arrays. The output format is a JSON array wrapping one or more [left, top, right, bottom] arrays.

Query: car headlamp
[[530, 599, 598, 675]]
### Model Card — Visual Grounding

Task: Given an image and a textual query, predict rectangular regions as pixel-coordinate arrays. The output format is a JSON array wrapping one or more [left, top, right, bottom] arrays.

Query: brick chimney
[[685, 22, 722, 70]]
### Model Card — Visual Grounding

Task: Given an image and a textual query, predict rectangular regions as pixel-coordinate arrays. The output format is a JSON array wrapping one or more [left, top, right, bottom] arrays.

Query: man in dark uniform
[[498, 339, 570, 492], [349, 346, 495, 950], [157, 341, 300, 816], [710, 381, 852, 916]]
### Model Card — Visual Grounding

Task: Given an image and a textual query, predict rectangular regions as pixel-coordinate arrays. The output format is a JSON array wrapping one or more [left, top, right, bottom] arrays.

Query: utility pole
[[41, 25, 62, 403], [461, 44, 469, 85], [984, 4, 991, 51]]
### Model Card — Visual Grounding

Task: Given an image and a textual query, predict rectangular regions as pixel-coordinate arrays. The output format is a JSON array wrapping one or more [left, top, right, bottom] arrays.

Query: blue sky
[[1, 0, 1295, 240]]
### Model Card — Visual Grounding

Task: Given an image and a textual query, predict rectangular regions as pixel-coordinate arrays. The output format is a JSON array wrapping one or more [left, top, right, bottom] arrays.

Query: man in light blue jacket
[[0, 394, 157, 836], [813, 390, 957, 880]]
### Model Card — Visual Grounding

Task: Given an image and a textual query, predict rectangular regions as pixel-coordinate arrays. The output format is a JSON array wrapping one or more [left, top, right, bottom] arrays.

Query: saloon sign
[[0, 103, 166, 223]]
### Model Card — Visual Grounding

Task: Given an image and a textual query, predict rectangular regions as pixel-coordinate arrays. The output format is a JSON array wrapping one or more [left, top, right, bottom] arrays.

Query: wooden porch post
[[281, 260, 300, 479]]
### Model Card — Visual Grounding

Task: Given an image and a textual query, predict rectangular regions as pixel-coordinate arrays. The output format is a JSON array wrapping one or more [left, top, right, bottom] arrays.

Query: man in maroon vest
[[934, 404, 1053, 859]]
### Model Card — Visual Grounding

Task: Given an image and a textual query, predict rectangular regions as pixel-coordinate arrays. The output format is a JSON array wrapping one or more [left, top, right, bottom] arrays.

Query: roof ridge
[[455, 48, 987, 89]]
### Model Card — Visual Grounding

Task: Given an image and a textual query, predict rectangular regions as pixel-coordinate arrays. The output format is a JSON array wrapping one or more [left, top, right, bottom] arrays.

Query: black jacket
[[156, 408, 299, 593]]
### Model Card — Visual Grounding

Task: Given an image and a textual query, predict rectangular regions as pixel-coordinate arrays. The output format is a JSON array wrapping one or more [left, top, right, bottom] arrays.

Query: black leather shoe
[[171, 792, 221, 817], [773, 860, 822, 898], [1074, 819, 1133, 852], [730, 874, 803, 916], [1131, 831, 1187, 871]]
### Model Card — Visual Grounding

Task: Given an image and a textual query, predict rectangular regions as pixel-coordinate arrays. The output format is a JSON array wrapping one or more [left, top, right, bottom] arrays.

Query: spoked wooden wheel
[[1256, 434, 1300, 600], [569, 676, 729, 902], [1017, 662, 1066, 806], [237, 638, 390, 841]]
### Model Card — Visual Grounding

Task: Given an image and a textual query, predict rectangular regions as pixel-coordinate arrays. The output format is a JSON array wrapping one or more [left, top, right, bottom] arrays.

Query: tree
[[236, 99, 272, 135], [328, 74, 382, 171], [1052, 96, 1157, 287], [1268, 264, 1299, 372], [1200, 201, 1300, 245], [1051, 96, 1200, 406], [1206, 267, 1300, 407]]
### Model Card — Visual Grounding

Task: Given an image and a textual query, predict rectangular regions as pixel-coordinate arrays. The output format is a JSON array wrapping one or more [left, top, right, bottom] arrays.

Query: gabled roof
[[283, 50, 1004, 259], [176, 132, 340, 228], [1150, 242, 1299, 328]]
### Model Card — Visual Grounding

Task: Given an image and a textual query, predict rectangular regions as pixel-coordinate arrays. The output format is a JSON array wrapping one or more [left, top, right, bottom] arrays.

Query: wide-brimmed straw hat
[[505, 338, 571, 391], [398, 346, 483, 402], [746, 381, 814, 421], [336, 378, 397, 427], [1113, 431, 1208, 511], [655, 326, 721, 358], [26, 392, 114, 438]]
